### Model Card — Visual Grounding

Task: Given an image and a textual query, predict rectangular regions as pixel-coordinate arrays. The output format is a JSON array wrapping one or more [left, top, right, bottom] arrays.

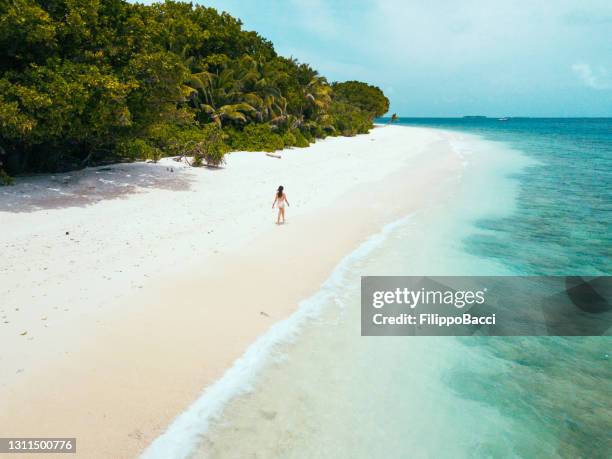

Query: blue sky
[[148, 1, 612, 117]]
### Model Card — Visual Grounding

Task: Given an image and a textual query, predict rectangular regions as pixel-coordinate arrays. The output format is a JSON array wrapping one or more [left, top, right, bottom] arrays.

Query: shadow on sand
[[0, 160, 197, 213]]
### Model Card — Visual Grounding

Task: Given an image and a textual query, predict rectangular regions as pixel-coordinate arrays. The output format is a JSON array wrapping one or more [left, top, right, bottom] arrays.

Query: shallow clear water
[[144, 120, 611, 459], [389, 118, 612, 275]]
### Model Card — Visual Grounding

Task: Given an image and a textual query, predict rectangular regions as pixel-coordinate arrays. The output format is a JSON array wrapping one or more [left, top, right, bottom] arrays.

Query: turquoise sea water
[[144, 119, 611, 459], [386, 118, 612, 275], [382, 118, 612, 458]]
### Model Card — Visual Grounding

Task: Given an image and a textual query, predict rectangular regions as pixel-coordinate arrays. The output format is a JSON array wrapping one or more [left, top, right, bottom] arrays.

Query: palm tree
[[239, 58, 289, 123], [301, 76, 332, 118], [200, 102, 255, 127], [184, 67, 255, 127]]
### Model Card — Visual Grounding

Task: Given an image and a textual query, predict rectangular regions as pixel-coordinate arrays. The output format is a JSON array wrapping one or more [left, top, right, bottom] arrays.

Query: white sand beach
[[0, 125, 467, 458]]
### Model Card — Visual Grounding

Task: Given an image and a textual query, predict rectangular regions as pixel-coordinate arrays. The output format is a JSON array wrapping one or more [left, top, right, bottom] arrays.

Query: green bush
[[312, 125, 327, 139], [329, 101, 372, 136], [282, 131, 296, 147], [227, 124, 285, 152], [186, 123, 229, 167], [301, 129, 314, 143], [292, 129, 310, 148], [117, 138, 160, 162], [0, 168, 14, 185], [145, 116, 209, 157]]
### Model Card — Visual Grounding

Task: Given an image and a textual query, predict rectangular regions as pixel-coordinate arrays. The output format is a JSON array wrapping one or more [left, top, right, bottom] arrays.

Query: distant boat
[[498, 117, 509, 121]]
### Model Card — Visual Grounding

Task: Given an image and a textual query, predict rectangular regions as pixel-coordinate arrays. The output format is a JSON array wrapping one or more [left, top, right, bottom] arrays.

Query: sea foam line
[[140, 214, 415, 459]]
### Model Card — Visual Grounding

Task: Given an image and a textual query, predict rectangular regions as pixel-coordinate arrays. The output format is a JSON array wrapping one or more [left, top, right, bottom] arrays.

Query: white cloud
[[572, 63, 612, 90]]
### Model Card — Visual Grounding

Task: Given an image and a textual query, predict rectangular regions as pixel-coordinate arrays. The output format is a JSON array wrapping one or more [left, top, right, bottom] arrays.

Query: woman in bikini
[[272, 185, 290, 225]]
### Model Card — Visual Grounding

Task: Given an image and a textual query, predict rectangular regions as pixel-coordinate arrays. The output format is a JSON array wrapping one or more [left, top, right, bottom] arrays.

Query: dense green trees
[[332, 81, 390, 118], [0, 0, 389, 178]]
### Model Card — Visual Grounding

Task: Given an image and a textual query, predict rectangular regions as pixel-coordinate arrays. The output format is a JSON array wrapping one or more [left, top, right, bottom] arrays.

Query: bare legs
[[276, 207, 286, 224]]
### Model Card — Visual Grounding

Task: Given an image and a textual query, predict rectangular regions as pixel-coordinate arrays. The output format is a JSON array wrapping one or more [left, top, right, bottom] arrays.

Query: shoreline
[[141, 213, 418, 459], [1, 126, 466, 458]]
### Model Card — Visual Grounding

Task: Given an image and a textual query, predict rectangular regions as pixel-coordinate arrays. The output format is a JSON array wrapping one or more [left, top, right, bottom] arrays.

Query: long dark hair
[[277, 185, 284, 198]]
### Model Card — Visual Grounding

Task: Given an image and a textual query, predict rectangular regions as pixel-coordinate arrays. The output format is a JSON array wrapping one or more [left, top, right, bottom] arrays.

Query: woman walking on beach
[[272, 185, 290, 224]]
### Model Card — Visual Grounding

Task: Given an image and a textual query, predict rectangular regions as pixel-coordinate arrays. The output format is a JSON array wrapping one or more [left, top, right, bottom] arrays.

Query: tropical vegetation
[[0, 0, 389, 179]]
